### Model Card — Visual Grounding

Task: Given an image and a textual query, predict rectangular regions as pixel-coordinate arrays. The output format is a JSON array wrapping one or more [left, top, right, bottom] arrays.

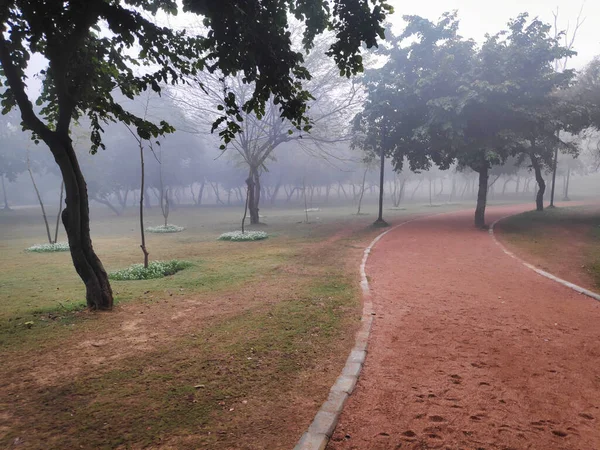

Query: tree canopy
[[354, 12, 579, 227], [0, 0, 392, 310]]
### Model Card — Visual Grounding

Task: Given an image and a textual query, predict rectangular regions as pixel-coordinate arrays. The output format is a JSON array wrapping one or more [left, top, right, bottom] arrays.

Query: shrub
[[25, 242, 70, 253], [109, 260, 192, 281], [218, 230, 268, 241], [145, 224, 185, 233]]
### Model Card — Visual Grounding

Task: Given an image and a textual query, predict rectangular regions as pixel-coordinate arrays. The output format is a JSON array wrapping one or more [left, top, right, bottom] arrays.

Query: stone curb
[[293, 215, 428, 450], [490, 215, 600, 303]]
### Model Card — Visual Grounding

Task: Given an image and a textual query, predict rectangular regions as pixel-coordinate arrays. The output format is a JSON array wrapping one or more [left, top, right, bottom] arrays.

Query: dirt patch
[[329, 205, 600, 450]]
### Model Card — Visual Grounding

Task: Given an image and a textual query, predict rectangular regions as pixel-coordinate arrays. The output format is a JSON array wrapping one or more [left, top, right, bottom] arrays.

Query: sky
[[387, 0, 599, 68]]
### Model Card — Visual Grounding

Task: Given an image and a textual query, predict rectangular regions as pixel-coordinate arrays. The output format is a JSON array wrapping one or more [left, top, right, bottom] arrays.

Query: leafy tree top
[[0, 0, 392, 149], [354, 12, 577, 175]]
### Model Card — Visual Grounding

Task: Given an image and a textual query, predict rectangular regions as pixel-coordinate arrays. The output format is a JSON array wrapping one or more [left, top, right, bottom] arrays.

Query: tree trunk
[[375, 153, 386, 224], [474, 165, 489, 228], [139, 143, 149, 268], [246, 167, 260, 224], [502, 178, 511, 195], [410, 179, 423, 201], [54, 182, 64, 244], [339, 182, 348, 200], [395, 178, 407, 207], [144, 187, 151, 208], [549, 140, 559, 207], [303, 177, 309, 222], [285, 186, 296, 203], [436, 178, 444, 197], [242, 184, 249, 233], [356, 167, 368, 215], [27, 154, 53, 243], [92, 195, 122, 216], [51, 137, 113, 310], [270, 180, 282, 205], [1, 174, 10, 210], [428, 179, 432, 206], [530, 152, 545, 211], [563, 167, 571, 201]]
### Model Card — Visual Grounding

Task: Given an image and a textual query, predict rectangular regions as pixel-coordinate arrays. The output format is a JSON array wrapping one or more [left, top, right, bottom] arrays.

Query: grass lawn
[[496, 204, 600, 291], [0, 201, 463, 449]]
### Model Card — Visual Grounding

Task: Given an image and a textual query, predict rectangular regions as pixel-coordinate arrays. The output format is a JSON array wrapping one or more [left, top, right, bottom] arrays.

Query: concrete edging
[[490, 215, 600, 303], [293, 216, 423, 450]]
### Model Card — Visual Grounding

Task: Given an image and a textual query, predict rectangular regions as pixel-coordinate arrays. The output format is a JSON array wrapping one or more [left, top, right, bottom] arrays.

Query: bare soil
[[329, 205, 600, 450]]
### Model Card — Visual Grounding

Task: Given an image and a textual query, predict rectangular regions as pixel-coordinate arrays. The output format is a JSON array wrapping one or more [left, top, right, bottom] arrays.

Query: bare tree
[[549, 4, 586, 206], [170, 34, 363, 223]]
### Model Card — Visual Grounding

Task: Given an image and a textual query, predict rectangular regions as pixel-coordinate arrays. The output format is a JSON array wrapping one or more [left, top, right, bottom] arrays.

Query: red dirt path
[[329, 205, 600, 450]]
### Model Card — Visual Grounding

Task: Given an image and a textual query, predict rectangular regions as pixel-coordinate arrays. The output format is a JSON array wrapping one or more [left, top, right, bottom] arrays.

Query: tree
[[172, 34, 364, 224], [567, 57, 600, 133], [491, 15, 577, 211], [0, 0, 390, 310], [549, 5, 585, 207], [357, 13, 577, 226]]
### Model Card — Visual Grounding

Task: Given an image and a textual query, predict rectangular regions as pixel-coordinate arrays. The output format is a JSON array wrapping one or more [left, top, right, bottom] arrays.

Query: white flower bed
[[145, 224, 185, 233], [25, 242, 70, 253], [218, 230, 268, 241], [109, 260, 192, 281], [305, 208, 321, 212]]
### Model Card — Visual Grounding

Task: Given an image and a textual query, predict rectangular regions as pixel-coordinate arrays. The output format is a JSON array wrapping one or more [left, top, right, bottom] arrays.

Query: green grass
[[498, 205, 600, 288], [0, 200, 468, 448], [2, 268, 359, 449]]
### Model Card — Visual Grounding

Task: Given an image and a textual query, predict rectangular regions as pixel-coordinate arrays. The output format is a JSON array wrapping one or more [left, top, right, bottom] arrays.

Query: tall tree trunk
[[563, 167, 571, 201], [241, 184, 249, 233], [139, 143, 149, 268], [339, 182, 348, 199], [303, 177, 309, 222], [356, 167, 368, 215], [27, 154, 53, 243], [246, 167, 260, 224], [144, 187, 152, 208], [428, 179, 432, 206], [410, 179, 423, 201], [270, 180, 282, 205], [1, 174, 10, 210], [375, 152, 386, 224], [474, 165, 489, 228], [51, 137, 113, 310], [395, 178, 407, 207], [286, 187, 296, 203], [436, 178, 444, 196], [530, 152, 545, 211], [515, 176, 520, 194], [449, 177, 456, 202], [502, 178, 511, 195], [54, 182, 64, 244], [549, 139, 559, 207]]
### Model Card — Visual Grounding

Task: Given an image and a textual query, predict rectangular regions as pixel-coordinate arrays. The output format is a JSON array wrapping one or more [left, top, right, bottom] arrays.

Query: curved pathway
[[329, 205, 600, 450]]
